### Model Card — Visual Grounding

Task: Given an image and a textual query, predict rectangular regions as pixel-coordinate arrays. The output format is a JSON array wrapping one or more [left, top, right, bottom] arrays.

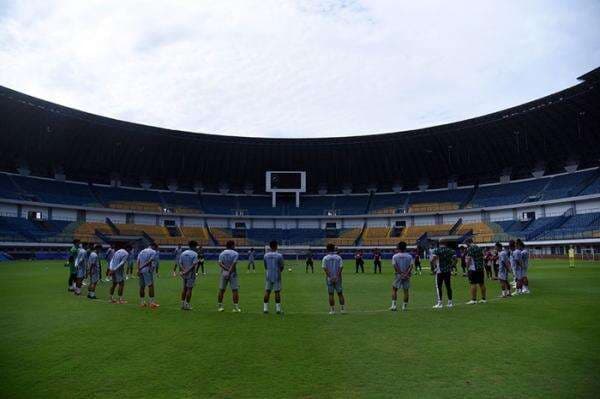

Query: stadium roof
[[1, 69, 599, 193]]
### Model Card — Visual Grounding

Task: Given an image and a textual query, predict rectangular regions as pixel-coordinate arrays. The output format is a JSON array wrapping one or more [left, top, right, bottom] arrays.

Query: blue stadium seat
[[160, 191, 203, 212], [540, 170, 596, 201], [0, 174, 21, 200], [470, 178, 548, 207], [12, 175, 98, 206]]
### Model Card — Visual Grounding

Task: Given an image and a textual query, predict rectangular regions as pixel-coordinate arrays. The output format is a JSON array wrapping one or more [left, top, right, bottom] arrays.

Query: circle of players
[[65, 238, 530, 314]]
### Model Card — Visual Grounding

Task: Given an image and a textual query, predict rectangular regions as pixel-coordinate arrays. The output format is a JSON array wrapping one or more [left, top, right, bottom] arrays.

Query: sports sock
[[340, 305, 345, 311], [140, 299, 145, 305], [234, 303, 240, 310], [263, 303, 268, 312], [149, 297, 154, 304], [402, 302, 407, 310], [275, 303, 281, 312], [391, 300, 397, 307], [218, 302, 223, 308]]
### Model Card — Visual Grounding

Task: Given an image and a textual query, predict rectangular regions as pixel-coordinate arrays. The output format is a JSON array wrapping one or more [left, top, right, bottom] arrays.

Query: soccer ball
[[288, 267, 293, 272]]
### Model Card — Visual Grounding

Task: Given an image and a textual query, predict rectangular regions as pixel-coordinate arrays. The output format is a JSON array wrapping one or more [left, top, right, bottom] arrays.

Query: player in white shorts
[[73, 243, 88, 296], [263, 240, 284, 314], [510, 240, 524, 295], [137, 243, 159, 308], [86, 244, 102, 299], [517, 239, 530, 293], [179, 241, 200, 310], [104, 244, 115, 281], [172, 244, 183, 277], [109, 244, 130, 304], [217, 241, 241, 312], [390, 241, 413, 311], [496, 242, 512, 298], [322, 243, 346, 315]]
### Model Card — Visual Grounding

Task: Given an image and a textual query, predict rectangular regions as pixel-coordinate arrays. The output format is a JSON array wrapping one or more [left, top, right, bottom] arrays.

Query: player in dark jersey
[[492, 247, 499, 280], [354, 250, 364, 273], [305, 251, 314, 273], [413, 250, 422, 275], [465, 239, 487, 304], [459, 245, 467, 276], [373, 249, 382, 274], [432, 241, 457, 308], [484, 249, 493, 280], [196, 247, 206, 275]]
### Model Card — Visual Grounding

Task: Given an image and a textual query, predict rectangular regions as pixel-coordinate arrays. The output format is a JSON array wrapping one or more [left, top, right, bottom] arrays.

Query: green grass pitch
[[0, 258, 599, 398]]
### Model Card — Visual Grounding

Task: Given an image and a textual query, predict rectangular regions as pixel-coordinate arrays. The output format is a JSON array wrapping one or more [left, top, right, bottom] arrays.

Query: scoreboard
[[266, 171, 306, 193]]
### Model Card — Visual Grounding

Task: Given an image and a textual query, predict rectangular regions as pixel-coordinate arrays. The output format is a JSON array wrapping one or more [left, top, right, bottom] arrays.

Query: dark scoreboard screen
[[270, 173, 302, 190]]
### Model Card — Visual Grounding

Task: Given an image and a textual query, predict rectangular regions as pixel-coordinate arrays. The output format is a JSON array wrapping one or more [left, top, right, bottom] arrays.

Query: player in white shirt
[[390, 241, 413, 311], [172, 244, 183, 277], [73, 243, 88, 296], [137, 243, 159, 308], [517, 239, 530, 294], [179, 241, 200, 310], [108, 244, 131, 304], [86, 245, 102, 299], [322, 243, 346, 315], [263, 240, 285, 314], [104, 244, 115, 282], [217, 241, 241, 312], [509, 240, 524, 295], [495, 242, 512, 298]]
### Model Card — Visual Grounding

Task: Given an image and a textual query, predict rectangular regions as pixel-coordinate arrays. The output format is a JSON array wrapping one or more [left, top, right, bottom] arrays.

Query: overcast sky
[[0, 0, 599, 138]]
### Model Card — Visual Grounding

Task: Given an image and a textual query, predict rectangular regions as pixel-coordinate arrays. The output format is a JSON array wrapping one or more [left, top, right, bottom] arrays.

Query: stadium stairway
[[88, 184, 107, 207], [525, 211, 571, 240], [105, 218, 120, 235], [460, 187, 477, 209], [364, 191, 374, 214], [6, 174, 27, 200], [570, 168, 600, 197], [204, 222, 219, 246], [355, 221, 368, 246], [449, 218, 463, 235]]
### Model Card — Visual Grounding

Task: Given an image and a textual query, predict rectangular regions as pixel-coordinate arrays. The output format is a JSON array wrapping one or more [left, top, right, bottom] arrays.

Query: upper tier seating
[[1, 169, 600, 217], [160, 192, 203, 214], [288, 196, 334, 216], [12, 176, 100, 206], [93, 185, 163, 212], [469, 179, 549, 208], [0, 174, 23, 200], [581, 175, 600, 196], [539, 170, 596, 201], [370, 193, 409, 214], [201, 195, 239, 215], [407, 189, 470, 213], [237, 196, 284, 216]]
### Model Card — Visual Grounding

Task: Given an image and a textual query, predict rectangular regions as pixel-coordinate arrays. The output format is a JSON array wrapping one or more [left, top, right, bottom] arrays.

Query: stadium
[[1, 68, 600, 255], [1, 3, 600, 398]]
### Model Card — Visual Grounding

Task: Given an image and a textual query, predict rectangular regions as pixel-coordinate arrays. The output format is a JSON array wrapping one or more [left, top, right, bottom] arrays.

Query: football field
[[0, 258, 599, 398]]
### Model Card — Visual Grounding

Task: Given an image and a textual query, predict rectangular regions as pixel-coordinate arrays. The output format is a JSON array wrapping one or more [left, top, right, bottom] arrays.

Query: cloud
[[0, 0, 599, 138]]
